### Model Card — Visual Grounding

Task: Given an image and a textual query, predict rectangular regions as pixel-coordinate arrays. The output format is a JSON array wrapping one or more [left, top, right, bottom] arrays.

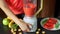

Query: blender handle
[[34, 0, 44, 16]]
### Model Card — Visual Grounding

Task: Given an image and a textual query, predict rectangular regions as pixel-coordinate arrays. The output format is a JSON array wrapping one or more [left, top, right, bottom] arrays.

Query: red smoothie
[[23, 3, 36, 17]]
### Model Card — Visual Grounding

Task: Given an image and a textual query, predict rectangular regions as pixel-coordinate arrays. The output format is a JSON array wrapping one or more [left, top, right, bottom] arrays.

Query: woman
[[0, 0, 31, 32]]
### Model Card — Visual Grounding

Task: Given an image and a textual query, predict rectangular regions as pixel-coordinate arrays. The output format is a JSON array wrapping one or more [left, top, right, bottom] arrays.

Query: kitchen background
[[0, 0, 60, 18], [0, 0, 60, 34]]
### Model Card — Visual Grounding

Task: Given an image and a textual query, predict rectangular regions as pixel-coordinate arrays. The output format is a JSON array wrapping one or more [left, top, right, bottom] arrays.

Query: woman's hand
[[19, 19, 31, 32], [20, 19, 33, 32]]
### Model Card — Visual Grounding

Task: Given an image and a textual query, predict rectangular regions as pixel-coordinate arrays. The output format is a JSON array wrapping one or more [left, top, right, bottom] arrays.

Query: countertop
[[0, 17, 60, 34]]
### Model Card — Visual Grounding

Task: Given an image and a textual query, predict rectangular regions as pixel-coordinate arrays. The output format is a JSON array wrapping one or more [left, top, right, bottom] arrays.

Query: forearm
[[0, 0, 30, 32], [0, 0, 24, 26]]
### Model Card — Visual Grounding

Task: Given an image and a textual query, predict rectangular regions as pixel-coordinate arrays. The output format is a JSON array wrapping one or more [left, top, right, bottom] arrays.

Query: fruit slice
[[55, 23, 59, 29], [41, 18, 59, 30], [42, 19, 48, 25], [8, 20, 18, 29], [48, 18, 57, 24], [8, 20, 14, 28], [11, 24, 18, 29], [44, 23, 54, 29], [3, 18, 10, 25]]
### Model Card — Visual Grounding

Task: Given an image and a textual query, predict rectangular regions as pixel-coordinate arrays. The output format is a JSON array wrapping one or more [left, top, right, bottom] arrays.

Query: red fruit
[[53, 20, 57, 24], [43, 18, 57, 30], [44, 22, 54, 29], [47, 24, 54, 29], [44, 24, 54, 29], [44, 24, 48, 29], [52, 20, 57, 24], [48, 20, 52, 23], [45, 23, 49, 26], [48, 18, 57, 24], [47, 22, 52, 24]]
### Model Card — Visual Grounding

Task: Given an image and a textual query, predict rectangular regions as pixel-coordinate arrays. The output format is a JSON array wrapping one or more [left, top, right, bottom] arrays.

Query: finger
[[27, 23, 33, 29]]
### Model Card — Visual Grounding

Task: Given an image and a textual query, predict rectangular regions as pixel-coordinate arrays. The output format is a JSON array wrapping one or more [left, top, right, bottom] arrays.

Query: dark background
[[54, 0, 60, 18]]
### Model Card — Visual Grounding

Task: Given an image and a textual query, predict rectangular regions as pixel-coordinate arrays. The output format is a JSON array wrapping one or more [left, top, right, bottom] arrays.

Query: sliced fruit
[[42, 19, 48, 25], [47, 24, 54, 29], [48, 18, 57, 24], [11, 24, 18, 29], [55, 23, 59, 29], [3, 18, 10, 25], [8, 20, 14, 28], [42, 18, 59, 30], [44, 23, 54, 29]]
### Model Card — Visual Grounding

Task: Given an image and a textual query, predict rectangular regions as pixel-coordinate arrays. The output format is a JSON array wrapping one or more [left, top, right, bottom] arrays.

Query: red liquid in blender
[[23, 0, 37, 32], [23, 3, 36, 17]]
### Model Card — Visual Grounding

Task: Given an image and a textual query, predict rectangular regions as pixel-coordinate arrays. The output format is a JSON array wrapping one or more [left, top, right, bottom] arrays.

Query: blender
[[23, 0, 37, 32]]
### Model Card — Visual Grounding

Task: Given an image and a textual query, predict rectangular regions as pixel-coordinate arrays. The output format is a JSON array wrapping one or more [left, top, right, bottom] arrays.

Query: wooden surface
[[37, 0, 56, 18]]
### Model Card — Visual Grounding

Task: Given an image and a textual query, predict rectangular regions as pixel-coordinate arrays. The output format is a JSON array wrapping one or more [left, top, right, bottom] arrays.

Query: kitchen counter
[[0, 17, 60, 34]]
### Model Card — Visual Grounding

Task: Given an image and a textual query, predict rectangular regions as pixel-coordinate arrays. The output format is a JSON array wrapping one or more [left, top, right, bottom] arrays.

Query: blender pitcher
[[23, 0, 37, 32]]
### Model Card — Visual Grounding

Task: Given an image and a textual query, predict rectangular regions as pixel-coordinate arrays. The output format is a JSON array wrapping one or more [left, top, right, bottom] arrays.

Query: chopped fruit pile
[[43, 18, 57, 29], [2, 17, 18, 30]]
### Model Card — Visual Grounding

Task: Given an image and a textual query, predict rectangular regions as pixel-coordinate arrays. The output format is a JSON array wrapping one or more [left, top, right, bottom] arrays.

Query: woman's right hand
[[19, 19, 30, 32]]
